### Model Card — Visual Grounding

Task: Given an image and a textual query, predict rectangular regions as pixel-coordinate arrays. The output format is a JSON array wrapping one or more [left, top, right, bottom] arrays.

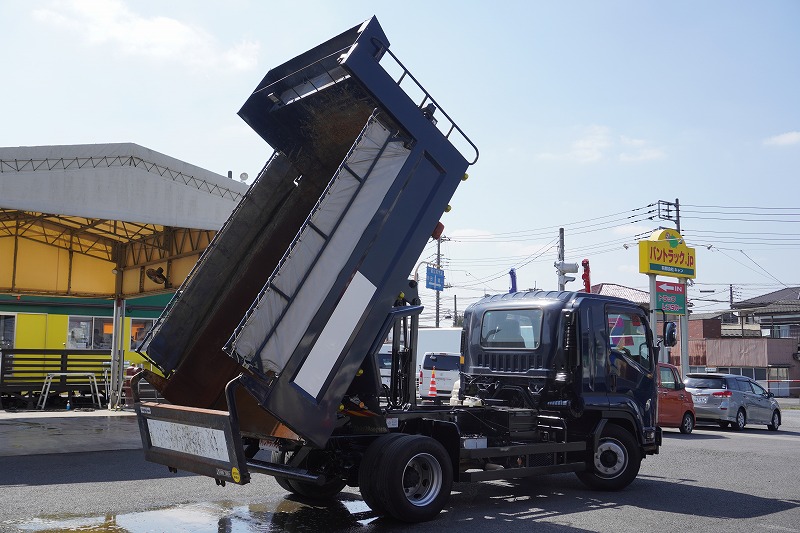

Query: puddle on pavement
[[13, 495, 383, 532]]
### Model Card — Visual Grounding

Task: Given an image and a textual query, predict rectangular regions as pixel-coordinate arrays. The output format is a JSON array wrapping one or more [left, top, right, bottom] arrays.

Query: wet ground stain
[[10, 495, 386, 532]]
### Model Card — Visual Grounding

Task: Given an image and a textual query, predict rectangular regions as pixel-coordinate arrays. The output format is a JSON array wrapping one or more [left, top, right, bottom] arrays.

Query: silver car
[[684, 373, 781, 431]]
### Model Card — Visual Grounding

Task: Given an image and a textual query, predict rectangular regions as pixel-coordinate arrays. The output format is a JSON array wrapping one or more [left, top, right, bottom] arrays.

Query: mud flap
[[135, 401, 250, 485]]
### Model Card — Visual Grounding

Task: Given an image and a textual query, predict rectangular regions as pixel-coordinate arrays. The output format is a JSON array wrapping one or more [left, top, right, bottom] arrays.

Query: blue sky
[[2, 1, 798, 323]]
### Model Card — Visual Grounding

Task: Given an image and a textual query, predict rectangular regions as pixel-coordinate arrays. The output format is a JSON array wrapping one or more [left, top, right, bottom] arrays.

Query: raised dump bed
[[138, 16, 476, 448]]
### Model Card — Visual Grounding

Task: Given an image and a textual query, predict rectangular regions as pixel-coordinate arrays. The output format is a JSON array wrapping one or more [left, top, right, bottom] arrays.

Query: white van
[[377, 327, 462, 392], [416, 327, 462, 369], [420, 352, 461, 398]]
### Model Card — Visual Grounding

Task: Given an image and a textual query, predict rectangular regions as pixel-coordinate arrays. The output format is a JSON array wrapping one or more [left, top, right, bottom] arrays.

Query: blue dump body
[[139, 17, 476, 447]]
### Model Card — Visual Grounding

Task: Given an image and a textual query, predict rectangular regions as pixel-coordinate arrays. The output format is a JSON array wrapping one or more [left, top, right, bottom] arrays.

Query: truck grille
[[479, 352, 542, 373]]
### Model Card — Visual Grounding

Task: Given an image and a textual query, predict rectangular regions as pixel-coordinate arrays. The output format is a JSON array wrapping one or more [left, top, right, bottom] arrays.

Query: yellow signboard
[[638, 229, 696, 279]]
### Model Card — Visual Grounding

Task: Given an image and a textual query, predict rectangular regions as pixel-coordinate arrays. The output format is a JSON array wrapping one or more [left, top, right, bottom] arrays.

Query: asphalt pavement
[[0, 407, 141, 457], [1, 397, 798, 457]]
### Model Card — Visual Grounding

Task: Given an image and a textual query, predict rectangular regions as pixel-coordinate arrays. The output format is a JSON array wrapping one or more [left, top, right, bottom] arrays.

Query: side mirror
[[676, 382, 685, 391], [663, 322, 677, 348], [767, 391, 775, 398]]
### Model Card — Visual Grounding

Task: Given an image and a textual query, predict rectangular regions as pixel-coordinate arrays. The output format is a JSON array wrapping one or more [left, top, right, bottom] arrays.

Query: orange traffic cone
[[428, 367, 437, 397]]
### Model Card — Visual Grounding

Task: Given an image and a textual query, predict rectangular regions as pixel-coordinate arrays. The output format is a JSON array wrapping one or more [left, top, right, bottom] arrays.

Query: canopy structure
[[0, 143, 249, 298], [0, 142, 250, 407]]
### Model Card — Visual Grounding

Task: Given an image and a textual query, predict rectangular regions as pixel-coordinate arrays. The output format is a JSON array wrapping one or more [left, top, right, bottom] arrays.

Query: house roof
[[738, 299, 800, 316], [689, 311, 727, 321], [732, 286, 800, 309], [590, 283, 649, 305]]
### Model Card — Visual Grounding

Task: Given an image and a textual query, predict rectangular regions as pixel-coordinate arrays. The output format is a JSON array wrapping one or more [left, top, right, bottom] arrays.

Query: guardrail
[[766, 380, 800, 398]]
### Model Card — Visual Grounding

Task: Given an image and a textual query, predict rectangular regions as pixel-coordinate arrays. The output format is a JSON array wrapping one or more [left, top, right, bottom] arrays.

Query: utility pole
[[435, 236, 441, 328], [555, 227, 578, 290]]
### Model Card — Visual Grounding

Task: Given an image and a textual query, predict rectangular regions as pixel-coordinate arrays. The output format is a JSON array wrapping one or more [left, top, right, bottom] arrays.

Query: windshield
[[423, 353, 460, 371], [480, 309, 542, 349], [685, 376, 726, 389]]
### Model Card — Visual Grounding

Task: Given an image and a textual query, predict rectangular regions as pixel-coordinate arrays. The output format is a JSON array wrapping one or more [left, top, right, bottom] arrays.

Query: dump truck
[[133, 17, 676, 523]]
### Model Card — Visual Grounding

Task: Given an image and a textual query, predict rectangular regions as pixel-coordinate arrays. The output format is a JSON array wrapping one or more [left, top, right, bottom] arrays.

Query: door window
[[607, 310, 651, 370], [660, 366, 677, 389], [0, 314, 15, 349]]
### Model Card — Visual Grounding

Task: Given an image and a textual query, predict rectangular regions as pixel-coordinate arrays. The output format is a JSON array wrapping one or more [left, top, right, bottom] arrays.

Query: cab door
[[604, 306, 657, 430], [658, 364, 686, 426]]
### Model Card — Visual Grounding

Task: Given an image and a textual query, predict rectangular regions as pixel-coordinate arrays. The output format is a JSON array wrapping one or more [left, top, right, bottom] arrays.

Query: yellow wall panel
[[16, 313, 48, 348], [0, 237, 14, 288], [170, 255, 200, 283], [70, 254, 116, 295], [121, 269, 141, 296], [14, 240, 62, 292], [45, 314, 69, 349]]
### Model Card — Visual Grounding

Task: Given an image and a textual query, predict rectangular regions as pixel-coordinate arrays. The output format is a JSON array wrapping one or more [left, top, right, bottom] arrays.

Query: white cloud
[[537, 125, 612, 163], [763, 131, 800, 147], [537, 126, 664, 164], [619, 147, 665, 162], [33, 0, 259, 72]]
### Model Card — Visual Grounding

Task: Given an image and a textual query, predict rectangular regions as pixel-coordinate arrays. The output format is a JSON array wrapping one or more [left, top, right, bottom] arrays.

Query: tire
[[767, 410, 781, 432], [717, 421, 730, 429], [372, 435, 453, 523], [270, 451, 296, 492], [269, 451, 345, 499], [576, 424, 642, 491], [358, 433, 407, 514], [731, 409, 746, 431], [287, 477, 347, 500], [679, 412, 694, 434]]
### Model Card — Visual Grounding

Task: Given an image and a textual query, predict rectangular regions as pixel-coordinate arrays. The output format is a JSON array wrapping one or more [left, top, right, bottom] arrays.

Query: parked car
[[657, 363, 695, 434], [684, 373, 781, 431]]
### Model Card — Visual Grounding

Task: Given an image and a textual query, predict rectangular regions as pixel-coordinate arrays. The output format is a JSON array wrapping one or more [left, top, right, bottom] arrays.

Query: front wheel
[[373, 435, 453, 522], [576, 424, 641, 491], [767, 410, 781, 431], [679, 412, 694, 434]]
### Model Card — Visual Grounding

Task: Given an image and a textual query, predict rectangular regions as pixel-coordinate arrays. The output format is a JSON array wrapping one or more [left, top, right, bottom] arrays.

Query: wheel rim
[[593, 438, 627, 479], [682, 414, 693, 432], [772, 412, 780, 427], [401, 452, 443, 507], [737, 411, 745, 428]]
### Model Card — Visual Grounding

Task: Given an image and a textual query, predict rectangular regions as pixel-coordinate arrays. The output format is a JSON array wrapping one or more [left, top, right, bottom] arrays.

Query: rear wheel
[[731, 409, 746, 431], [358, 433, 406, 513], [372, 435, 453, 522], [767, 410, 781, 431], [577, 424, 641, 491], [679, 412, 694, 434]]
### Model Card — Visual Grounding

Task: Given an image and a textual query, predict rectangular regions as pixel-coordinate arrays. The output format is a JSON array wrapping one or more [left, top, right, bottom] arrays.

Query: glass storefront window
[[130, 319, 154, 350], [67, 316, 113, 349], [0, 314, 15, 349]]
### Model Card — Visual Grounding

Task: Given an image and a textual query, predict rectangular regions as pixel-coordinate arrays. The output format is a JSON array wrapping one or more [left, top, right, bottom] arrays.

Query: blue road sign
[[426, 266, 445, 291]]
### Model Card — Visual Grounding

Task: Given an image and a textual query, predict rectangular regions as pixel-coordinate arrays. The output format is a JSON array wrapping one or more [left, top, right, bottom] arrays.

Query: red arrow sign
[[657, 282, 685, 294]]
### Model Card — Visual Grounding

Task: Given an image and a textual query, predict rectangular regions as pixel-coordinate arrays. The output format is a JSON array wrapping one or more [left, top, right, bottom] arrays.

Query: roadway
[[0, 407, 798, 532]]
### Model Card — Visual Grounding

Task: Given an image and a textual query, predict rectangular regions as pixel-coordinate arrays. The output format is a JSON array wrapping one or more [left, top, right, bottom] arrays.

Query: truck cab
[[460, 291, 664, 458]]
